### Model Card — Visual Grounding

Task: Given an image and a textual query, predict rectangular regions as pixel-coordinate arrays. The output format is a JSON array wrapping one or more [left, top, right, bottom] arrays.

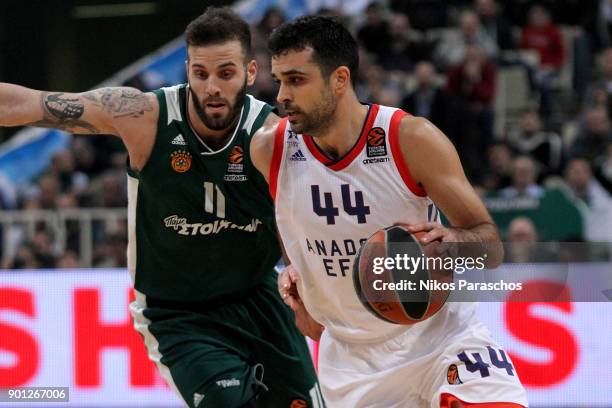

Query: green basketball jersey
[[127, 84, 280, 303]]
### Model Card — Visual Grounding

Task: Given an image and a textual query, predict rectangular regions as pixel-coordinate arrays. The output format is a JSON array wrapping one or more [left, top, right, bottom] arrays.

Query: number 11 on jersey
[[203, 182, 225, 218]]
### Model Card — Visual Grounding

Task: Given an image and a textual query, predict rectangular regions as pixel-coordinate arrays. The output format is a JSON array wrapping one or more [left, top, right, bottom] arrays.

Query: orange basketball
[[352, 224, 452, 325]]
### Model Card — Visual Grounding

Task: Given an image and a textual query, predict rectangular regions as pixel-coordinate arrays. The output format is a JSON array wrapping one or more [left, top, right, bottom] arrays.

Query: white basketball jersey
[[272, 104, 474, 342]]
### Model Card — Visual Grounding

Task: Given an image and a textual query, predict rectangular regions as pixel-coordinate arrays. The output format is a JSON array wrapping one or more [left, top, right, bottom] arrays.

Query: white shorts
[[317, 306, 529, 407]]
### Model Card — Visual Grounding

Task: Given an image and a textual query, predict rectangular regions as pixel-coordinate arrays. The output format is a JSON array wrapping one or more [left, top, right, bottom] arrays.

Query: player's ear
[[246, 59, 258, 87], [333, 66, 350, 94]]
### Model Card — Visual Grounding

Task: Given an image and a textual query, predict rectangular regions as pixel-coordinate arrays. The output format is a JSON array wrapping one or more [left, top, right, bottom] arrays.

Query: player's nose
[[276, 82, 292, 105], [204, 77, 222, 96]]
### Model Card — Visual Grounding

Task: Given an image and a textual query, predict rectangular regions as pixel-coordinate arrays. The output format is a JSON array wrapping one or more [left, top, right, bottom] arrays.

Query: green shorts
[[131, 275, 322, 408]]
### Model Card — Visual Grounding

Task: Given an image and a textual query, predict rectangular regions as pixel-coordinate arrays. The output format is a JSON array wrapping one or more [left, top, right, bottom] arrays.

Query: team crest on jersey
[[224, 145, 248, 181], [366, 127, 387, 157], [170, 150, 192, 173], [290, 399, 307, 408], [447, 364, 463, 385]]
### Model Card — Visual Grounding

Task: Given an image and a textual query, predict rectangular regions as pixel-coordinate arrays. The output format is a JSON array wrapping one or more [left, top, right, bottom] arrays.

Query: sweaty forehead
[[188, 41, 245, 68]]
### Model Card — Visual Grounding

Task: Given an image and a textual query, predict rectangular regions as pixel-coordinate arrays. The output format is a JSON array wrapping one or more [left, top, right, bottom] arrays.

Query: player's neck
[[312, 96, 368, 160], [187, 100, 238, 150]]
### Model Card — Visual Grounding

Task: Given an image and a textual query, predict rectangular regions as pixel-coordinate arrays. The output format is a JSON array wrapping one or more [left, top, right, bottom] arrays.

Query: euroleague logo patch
[[225, 145, 248, 181], [228, 145, 244, 164], [363, 126, 389, 164], [170, 150, 192, 173], [366, 127, 387, 157], [447, 364, 463, 385]]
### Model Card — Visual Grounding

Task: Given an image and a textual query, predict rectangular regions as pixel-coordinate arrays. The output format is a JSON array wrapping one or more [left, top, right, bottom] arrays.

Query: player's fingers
[[277, 271, 287, 289], [283, 269, 293, 286], [286, 295, 300, 311], [420, 227, 447, 243], [280, 288, 295, 306], [278, 270, 291, 295], [286, 264, 300, 283], [407, 222, 436, 233], [280, 289, 291, 305]]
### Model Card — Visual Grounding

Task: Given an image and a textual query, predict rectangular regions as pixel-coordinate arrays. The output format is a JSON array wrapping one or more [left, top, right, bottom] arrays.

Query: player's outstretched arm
[[398, 116, 503, 267], [0, 83, 158, 170], [0, 83, 155, 135]]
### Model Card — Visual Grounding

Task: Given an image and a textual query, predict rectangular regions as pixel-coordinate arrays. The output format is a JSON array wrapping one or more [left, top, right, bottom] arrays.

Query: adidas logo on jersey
[[289, 149, 307, 162], [171, 134, 187, 145]]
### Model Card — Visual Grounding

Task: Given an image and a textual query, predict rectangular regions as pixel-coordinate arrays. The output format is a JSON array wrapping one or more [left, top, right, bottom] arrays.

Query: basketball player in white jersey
[[250, 16, 529, 408]]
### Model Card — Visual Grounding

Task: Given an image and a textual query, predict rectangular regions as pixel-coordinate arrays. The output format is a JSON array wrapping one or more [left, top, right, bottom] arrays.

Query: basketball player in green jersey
[[0, 8, 321, 408]]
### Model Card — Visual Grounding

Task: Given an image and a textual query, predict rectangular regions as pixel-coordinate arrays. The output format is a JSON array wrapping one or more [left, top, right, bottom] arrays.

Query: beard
[[285, 85, 337, 135], [189, 78, 247, 131]]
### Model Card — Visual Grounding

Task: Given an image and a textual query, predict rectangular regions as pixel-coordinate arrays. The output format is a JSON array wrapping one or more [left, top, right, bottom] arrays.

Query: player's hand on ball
[[407, 222, 460, 257], [278, 265, 324, 341], [407, 222, 460, 243]]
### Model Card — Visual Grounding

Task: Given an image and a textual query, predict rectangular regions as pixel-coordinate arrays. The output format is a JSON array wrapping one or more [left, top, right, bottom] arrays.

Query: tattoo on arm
[[28, 92, 99, 133], [26, 87, 152, 134], [82, 87, 153, 118]]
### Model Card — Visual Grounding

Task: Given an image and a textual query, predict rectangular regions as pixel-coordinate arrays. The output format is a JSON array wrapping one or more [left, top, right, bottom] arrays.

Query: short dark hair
[[268, 15, 358, 83], [185, 7, 251, 59]]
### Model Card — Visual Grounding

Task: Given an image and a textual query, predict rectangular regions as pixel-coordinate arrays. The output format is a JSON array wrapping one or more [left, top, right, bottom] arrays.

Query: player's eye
[[193, 71, 207, 79], [220, 70, 234, 80], [288, 77, 303, 85]]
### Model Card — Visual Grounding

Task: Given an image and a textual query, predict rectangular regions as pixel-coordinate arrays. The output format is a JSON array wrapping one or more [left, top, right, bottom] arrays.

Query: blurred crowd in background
[[2, 0, 612, 269]]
